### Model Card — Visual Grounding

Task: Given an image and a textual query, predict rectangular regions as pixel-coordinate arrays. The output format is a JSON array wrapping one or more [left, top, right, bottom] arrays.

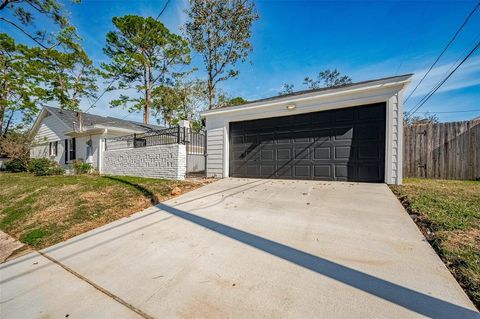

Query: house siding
[[30, 114, 68, 164]]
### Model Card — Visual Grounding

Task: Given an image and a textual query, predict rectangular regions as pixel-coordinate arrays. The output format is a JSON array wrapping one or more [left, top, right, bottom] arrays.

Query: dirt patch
[[0, 231, 27, 263], [444, 229, 480, 251]]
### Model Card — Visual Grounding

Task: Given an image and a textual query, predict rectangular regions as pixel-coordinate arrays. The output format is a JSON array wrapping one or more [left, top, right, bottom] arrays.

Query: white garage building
[[201, 74, 412, 185]]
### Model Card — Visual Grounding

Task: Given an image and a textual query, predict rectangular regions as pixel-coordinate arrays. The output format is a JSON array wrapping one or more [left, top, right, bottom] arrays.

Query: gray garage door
[[229, 103, 386, 182]]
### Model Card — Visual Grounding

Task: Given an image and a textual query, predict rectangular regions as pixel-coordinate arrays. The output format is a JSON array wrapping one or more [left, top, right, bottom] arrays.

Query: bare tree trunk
[[0, 78, 8, 135], [0, 106, 5, 135], [146, 65, 154, 124], [3, 109, 14, 136], [207, 74, 214, 110], [143, 65, 149, 124]]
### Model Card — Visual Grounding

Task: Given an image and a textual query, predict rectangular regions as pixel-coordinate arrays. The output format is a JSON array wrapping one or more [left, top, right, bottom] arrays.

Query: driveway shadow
[[103, 176, 159, 204], [155, 202, 480, 319]]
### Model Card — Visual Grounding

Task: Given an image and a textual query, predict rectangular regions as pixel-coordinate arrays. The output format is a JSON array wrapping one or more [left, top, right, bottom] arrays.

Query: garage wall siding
[[389, 92, 403, 184], [206, 127, 224, 178]]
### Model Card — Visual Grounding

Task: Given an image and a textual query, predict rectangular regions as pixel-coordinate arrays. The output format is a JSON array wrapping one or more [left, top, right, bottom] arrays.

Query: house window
[[64, 138, 76, 163], [49, 141, 58, 157]]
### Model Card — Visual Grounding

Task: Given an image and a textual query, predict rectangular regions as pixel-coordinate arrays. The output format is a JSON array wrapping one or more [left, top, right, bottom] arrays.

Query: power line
[[82, 0, 171, 115], [405, 34, 480, 114], [404, 0, 480, 104], [416, 109, 480, 114], [406, 39, 480, 118]]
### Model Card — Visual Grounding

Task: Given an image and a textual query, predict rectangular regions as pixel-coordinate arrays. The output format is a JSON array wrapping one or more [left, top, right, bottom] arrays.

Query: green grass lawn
[[390, 179, 480, 308], [0, 173, 208, 249]]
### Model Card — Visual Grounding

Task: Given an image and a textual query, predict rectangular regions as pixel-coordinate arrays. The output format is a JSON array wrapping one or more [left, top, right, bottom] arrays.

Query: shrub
[[4, 159, 27, 172], [71, 160, 92, 175], [28, 158, 65, 176]]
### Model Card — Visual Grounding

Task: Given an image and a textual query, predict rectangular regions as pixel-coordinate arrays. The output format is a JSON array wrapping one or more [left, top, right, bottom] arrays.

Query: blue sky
[[4, 0, 480, 123]]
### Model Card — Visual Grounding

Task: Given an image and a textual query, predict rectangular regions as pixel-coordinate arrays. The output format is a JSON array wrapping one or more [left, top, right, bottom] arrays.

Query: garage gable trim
[[201, 74, 412, 117]]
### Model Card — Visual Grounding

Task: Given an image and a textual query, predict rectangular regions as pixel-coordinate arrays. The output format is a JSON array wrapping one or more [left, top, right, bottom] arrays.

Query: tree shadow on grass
[[102, 176, 159, 205]]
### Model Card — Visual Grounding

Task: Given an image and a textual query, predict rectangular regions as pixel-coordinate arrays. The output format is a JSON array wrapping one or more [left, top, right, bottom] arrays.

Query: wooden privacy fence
[[403, 120, 480, 180]]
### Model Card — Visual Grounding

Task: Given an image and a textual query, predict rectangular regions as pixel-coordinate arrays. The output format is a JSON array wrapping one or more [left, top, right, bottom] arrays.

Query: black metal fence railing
[[104, 127, 206, 151], [105, 127, 182, 151]]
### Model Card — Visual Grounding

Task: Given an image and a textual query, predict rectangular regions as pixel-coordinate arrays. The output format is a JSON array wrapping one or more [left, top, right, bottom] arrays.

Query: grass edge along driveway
[[390, 178, 480, 309]]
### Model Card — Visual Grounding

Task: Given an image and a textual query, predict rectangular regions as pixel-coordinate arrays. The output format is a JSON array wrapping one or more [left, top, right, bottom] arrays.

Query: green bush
[[4, 159, 27, 172], [71, 160, 92, 175], [28, 158, 65, 176]]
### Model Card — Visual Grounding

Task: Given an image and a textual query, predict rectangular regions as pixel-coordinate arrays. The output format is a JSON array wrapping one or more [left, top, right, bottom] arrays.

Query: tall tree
[[303, 69, 352, 89], [0, 33, 47, 134], [152, 77, 207, 127], [0, 32, 98, 134], [102, 15, 190, 124], [0, 0, 80, 50], [225, 96, 247, 106], [41, 45, 98, 110], [278, 69, 352, 96], [279, 83, 294, 96], [184, 0, 258, 110]]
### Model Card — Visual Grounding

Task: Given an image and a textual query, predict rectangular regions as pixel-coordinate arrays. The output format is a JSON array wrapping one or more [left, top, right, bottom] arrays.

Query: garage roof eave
[[201, 73, 413, 117]]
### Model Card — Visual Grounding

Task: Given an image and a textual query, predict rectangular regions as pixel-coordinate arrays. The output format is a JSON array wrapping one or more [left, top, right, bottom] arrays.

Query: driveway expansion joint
[[37, 250, 154, 319]]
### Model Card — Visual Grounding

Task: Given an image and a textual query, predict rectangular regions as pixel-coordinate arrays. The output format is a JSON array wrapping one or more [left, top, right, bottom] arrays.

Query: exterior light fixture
[[286, 104, 296, 110]]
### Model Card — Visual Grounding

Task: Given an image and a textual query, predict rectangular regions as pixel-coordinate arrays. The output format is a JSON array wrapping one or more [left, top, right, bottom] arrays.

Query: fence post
[[177, 126, 181, 144], [133, 133, 137, 148]]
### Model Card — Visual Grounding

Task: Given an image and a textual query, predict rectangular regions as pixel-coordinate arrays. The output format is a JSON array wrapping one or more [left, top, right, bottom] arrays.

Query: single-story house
[[30, 106, 163, 169], [201, 74, 412, 185], [0, 155, 10, 170]]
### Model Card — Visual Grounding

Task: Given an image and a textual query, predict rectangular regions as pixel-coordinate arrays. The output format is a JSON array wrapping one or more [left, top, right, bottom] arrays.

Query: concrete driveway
[[1, 178, 478, 319]]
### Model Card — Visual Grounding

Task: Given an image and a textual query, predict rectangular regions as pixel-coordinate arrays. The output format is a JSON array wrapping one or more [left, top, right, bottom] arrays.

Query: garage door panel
[[358, 143, 380, 159], [276, 148, 292, 160], [335, 165, 353, 179], [245, 165, 259, 176], [259, 133, 274, 144], [356, 125, 380, 140], [294, 165, 311, 178], [335, 108, 355, 122], [229, 103, 385, 182], [313, 147, 331, 160], [260, 165, 275, 177], [313, 111, 332, 123], [334, 146, 352, 159], [312, 129, 332, 141], [276, 164, 292, 178], [294, 148, 310, 160], [314, 165, 332, 179], [334, 127, 354, 140], [261, 149, 274, 160], [358, 164, 381, 180], [358, 106, 384, 120]]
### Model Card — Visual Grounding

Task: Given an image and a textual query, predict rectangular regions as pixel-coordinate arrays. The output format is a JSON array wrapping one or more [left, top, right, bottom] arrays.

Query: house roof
[[201, 73, 413, 117], [44, 106, 164, 132]]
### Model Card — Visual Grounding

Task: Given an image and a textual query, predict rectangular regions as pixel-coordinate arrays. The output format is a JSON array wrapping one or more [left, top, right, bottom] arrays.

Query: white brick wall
[[103, 144, 186, 180]]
